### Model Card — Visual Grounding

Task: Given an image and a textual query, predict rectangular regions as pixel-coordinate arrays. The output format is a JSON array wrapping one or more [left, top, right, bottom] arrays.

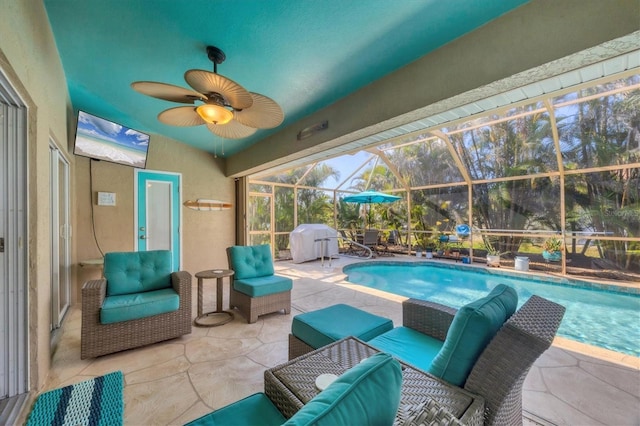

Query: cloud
[[94, 120, 121, 136], [84, 113, 122, 136], [125, 128, 149, 142]]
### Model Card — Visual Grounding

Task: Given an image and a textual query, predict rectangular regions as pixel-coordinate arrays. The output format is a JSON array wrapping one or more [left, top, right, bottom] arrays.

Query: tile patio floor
[[40, 256, 639, 425]]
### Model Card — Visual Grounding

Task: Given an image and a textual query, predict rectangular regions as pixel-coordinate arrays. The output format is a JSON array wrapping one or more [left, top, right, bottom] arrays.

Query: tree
[[450, 107, 560, 254], [558, 77, 640, 269]]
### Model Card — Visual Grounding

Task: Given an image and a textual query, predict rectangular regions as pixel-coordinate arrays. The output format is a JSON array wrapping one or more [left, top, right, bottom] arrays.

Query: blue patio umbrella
[[343, 191, 401, 228]]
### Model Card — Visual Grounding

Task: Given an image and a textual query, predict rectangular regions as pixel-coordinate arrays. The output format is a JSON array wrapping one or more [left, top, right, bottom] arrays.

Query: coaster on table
[[315, 373, 338, 391]]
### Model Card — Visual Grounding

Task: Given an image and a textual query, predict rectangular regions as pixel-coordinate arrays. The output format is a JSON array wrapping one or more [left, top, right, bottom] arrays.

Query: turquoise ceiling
[[44, 0, 528, 157]]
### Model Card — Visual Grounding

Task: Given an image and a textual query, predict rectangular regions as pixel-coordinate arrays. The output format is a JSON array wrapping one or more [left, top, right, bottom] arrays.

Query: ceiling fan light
[[196, 104, 233, 125]]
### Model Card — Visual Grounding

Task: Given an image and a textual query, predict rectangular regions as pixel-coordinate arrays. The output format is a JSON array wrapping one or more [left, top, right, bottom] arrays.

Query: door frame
[[0, 68, 29, 405], [133, 169, 182, 269], [49, 140, 70, 332]]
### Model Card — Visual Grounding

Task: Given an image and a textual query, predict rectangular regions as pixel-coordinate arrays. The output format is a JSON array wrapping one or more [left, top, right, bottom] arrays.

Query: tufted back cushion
[[428, 284, 518, 386], [227, 245, 275, 280], [104, 250, 172, 296], [284, 352, 402, 426]]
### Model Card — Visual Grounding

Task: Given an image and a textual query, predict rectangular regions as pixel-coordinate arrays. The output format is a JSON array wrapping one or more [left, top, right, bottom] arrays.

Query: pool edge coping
[[342, 259, 640, 296]]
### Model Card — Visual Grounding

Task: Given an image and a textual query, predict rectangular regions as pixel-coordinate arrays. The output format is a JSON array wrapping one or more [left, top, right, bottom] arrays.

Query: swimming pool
[[343, 261, 640, 357]]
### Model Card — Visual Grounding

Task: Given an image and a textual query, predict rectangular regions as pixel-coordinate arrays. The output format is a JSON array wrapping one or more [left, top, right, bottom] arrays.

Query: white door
[[0, 74, 28, 403], [134, 170, 181, 270], [50, 143, 70, 331]]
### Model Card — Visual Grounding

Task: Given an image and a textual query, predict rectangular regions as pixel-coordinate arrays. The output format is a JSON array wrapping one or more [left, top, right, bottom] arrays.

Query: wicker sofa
[[290, 293, 565, 425], [81, 250, 192, 359]]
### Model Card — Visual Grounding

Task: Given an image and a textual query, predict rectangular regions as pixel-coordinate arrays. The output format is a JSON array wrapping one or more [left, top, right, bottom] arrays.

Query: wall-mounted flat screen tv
[[73, 110, 150, 168]]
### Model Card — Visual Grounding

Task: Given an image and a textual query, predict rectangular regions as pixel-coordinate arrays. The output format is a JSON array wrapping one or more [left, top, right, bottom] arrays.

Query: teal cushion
[[368, 326, 443, 372], [104, 250, 172, 296], [292, 304, 393, 349], [185, 393, 286, 426], [284, 352, 402, 426], [234, 275, 293, 297], [228, 245, 275, 279], [428, 284, 518, 386], [100, 288, 179, 324]]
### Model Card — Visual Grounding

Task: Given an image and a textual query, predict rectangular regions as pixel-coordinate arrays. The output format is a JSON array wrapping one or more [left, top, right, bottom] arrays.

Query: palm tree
[[296, 164, 340, 224], [452, 107, 559, 254], [336, 198, 361, 230], [558, 77, 640, 268]]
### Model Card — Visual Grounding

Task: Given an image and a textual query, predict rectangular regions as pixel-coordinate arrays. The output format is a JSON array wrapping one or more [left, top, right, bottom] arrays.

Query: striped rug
[[27, 371, 123, 426]]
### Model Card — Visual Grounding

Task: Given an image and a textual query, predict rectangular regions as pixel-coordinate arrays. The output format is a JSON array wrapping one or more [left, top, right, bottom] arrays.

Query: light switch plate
[[97, 191, 116, 206]]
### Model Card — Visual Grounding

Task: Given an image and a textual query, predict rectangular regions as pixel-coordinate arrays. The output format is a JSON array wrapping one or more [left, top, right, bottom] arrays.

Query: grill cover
[[289, 224, 339, 263]]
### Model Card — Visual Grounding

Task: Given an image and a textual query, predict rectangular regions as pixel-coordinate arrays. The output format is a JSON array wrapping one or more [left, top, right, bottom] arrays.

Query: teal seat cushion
[[228, 244, 275, 279], [104, 250, 172, 296], [100, 288, 179, 324], [284, 352, 402, 426], [234, 275, 293, 297], [428, 284, 518, 386], [368, 326, 443, 372], [292, 304, 393, 349], [185, 393, 286, 426]]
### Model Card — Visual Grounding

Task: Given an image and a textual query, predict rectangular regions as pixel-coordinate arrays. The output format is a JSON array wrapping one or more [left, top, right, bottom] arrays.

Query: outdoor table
[[194, 269, 235, 327], [264, 336, 485, 425]]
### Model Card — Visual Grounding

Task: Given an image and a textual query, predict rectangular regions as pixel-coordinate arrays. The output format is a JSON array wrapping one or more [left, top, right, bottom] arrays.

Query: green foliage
[[251, 76, 639, 272], [336, 199, 362, 229], [543, 236, 563, 253], [483, 237, 509, 256]]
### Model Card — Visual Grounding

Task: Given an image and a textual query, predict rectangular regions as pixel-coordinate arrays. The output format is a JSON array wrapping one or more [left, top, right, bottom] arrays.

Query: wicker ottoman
[[288, 304, 393, 359]]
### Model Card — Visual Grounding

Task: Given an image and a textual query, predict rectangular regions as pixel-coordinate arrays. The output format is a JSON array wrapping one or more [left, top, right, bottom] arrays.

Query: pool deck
[[39, 255, 639, 425]]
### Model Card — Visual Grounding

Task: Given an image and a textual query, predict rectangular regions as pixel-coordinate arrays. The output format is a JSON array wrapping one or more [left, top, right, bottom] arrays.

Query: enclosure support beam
[[545, 99, 567, 275]]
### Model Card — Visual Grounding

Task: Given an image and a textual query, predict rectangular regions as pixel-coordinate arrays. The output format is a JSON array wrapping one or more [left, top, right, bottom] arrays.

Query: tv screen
[[73, 110, 150, 168]]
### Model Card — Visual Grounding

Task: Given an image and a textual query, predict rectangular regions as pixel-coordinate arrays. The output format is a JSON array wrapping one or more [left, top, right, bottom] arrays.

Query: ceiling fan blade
[[158, 106, 206, 126], [185, 70, 253, 110], [234, 92, 285, 129], [131, 81, 205, 103], [206, 119, 257, 139]]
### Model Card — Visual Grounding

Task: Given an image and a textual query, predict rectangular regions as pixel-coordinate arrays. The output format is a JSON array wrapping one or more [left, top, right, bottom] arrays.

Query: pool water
[[344, 262, 640, 357]]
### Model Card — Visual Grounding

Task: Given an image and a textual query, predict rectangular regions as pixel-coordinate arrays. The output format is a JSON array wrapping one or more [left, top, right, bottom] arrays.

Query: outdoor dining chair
[[363, 229, 381, 255]]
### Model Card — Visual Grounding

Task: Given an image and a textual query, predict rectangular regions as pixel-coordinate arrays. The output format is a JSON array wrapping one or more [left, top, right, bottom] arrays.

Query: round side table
[[194, 269, 235, 327]]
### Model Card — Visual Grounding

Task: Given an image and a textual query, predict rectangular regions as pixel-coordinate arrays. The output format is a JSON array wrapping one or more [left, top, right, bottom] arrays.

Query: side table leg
[[216, 277, 224, 312], [194, 271, 234, 327], [197, 277, 203, 317]]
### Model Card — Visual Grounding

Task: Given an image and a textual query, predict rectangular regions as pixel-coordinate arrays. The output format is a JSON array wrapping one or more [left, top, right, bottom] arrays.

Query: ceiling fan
[[131, 45, 284, 139]]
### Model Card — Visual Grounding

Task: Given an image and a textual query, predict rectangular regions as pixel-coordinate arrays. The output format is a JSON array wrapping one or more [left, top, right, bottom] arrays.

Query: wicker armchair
[[402, 295, 565, 426], [81, 251, 192, 359], [226, 245, 292, 323]]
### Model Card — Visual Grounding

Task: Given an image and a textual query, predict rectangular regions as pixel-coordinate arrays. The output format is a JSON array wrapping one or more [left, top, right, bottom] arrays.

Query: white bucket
[[515, 256, 529, 271]]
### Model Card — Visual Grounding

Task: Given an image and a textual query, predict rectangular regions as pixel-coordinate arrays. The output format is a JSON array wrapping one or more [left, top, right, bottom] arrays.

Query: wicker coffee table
[[264, 337, 485, 425]]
